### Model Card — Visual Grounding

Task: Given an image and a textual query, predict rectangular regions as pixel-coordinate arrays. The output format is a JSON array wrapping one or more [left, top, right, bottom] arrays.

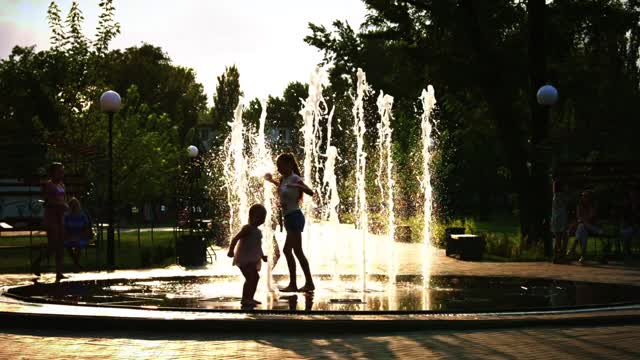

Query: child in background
[[64, 197, 91, 271], [227, 204, 268, 307]]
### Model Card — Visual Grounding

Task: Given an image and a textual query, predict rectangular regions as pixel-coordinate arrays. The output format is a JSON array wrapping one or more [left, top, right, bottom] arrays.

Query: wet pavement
[[7, 274, 640, 313]]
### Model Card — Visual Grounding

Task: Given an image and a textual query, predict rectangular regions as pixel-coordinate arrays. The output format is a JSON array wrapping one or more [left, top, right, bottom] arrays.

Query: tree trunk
[[527, 0, 552, 255]]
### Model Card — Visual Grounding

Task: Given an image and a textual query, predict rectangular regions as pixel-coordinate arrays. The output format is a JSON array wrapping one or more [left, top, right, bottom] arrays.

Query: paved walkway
[[5, 247, 639, 287], [0, 325, 638, 359], [1, 249, 640, 359]]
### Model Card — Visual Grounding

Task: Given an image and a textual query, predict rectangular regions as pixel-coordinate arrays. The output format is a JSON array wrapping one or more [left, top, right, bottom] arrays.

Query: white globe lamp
[[187, 145, 199, 158], [100, 90, 121, 113], [536, 85, 559, 106]]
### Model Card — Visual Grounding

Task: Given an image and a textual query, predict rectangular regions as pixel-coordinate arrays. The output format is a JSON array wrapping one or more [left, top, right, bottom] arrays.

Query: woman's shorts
[[284, 209, 305, 233]]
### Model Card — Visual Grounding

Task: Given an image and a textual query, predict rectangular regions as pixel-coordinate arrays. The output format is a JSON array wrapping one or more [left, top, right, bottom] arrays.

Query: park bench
[[446, 234, 485, 261]]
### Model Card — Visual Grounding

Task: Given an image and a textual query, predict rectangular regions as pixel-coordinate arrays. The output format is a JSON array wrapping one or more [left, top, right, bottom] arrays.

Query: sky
[[0, 0, 368, 104]]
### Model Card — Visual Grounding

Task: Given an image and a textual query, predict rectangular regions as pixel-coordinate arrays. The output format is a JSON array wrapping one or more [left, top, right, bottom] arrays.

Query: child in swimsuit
[[227, 204, 268, 307]]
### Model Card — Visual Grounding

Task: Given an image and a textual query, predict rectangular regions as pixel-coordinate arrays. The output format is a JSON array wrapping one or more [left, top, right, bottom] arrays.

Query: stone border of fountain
[[1, 293, 639, 333], [7, 274, 640, 314], [2, 273, 640, 333]]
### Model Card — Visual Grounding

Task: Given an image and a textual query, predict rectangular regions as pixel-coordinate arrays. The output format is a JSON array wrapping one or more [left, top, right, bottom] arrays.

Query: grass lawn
[[0, 229, 180, 273], [461, 216, 637, 262]]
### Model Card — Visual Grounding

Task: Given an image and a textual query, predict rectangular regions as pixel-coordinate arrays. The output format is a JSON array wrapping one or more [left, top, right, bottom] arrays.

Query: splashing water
[[353, 68, 370, 292], [218, 68, 436, 300], [224, 98, 249, 236], [419, 86, 437, 291], [224, 97, 277, 293], [318, 91, 340, 280], [300, 68, 330, 210], [323, 147, 339, 223], [300, 67, 331, 256], [323, 106, 338, 222], [376, 90, 396, 284], [255, 99, 276, 291]]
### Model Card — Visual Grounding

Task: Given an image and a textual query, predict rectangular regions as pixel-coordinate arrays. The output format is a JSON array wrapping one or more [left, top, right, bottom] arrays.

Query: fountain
[[353, 68, 370, 292], [254, 98, 276, 292], [420, 86, 437, 291], [220, 68, 427, 297], [376, 90, 395, 284], [299, 67, 331, 257], [321, 106, 340, 284], [223, 98, 250, 237], [224, 96, 277, 293], [5, 67, 639, 326]]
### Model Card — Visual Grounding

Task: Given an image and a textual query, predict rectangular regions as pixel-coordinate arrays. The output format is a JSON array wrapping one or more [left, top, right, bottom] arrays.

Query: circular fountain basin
[[6, 275, 640, 313]]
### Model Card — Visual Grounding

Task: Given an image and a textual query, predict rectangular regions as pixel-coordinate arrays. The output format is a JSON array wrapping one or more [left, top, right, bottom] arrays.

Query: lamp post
[[100, 90, 121, 268], [536, 84, 558, 257], [536, 84, 559, 167], [186, 145, 198, 227], [535, 84, 559, 161]]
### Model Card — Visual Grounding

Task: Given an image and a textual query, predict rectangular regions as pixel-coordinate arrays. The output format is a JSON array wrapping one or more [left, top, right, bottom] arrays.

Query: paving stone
[[0, 325, 639, 359]]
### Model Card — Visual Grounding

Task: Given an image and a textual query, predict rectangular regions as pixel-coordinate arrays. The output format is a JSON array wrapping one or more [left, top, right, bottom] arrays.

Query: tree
[[208, 65, 243, 149], [47, 1, 66, 49], [265, 81, 308, 155], [1, 0, 207, 218], [109, 85, 181, 206], [65, 1, 89, 58], [105, 45, 207, 144], [305, 0, 640, 246], [94, 0, 121, 58]]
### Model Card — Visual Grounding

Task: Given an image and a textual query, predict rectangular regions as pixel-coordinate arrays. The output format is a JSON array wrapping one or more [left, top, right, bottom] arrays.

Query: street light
[[187, 145, 199, 158], [537, 85, 559, 106], [536, 85, 559, 258], [100, 90, 121, 268], [186, 145, 199, 222]]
